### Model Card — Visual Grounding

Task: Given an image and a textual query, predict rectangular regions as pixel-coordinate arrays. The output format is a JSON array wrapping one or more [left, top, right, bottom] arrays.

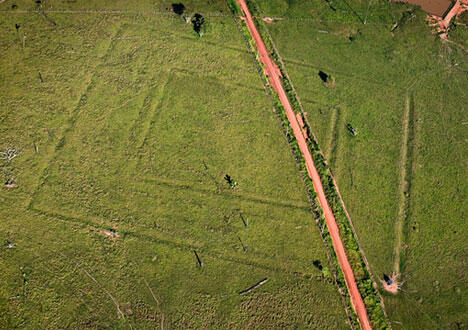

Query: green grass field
[[255, 0, 467, 328], [0, 0, 355, 328]]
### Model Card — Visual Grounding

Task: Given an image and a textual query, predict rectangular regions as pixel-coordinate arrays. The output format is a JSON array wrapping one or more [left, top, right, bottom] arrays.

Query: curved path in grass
[[235, 0, 372, 328]]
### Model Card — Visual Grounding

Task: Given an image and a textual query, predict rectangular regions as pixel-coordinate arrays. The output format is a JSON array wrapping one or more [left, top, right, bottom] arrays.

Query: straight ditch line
[[394, 93, 415, 275], [28, 207, 330, 282], [27, 25, 125, 210], [326, 107, 342, 166], [134, 70, 173, 150]]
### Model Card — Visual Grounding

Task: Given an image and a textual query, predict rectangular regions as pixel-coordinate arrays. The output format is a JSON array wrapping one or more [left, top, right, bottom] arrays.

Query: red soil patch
[[380, 273, 402, 295], [393, 0, 453, 17], [426, 0, 467, 39], [236, 1, 372, 329]]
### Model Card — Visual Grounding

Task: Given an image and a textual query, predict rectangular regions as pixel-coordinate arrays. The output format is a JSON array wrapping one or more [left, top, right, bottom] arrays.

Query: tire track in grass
[[326, 107, 342, 166], [131, 69, 174, 150], [233, 0, 372, 328], [393, 93, 415, 278]]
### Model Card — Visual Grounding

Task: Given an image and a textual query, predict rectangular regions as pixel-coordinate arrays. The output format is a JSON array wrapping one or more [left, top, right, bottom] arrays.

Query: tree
[[191, 13, 205, 37], [224, 174, 238, 189]]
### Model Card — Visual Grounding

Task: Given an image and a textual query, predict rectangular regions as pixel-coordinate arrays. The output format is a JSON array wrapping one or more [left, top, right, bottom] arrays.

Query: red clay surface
[[428, 0, 468, 39], [235, 1, 373, 329], [392, 0, 453, 17], [442, 0, 467, 28]]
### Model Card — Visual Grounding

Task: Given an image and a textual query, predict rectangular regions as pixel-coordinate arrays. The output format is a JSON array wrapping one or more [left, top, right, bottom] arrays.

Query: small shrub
[[191, 13, 205, 37], [346, 123, 357, 136], [318, 70, 335, 87], [224, 174, 238, 189]]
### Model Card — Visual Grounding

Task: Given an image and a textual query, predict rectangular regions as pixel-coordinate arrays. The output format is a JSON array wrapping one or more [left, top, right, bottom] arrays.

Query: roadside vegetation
[[228, 1, 387, 327], [0, 0, 352, 328], [254, 0, 467, 328]]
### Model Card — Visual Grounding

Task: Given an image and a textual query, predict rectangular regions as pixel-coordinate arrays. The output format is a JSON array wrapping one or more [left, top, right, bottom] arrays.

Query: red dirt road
[[235, 1, 372, 329]]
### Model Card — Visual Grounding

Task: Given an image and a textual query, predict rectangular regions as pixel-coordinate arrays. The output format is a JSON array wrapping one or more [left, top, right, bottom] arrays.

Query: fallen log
[[239, 278, 268, 295]]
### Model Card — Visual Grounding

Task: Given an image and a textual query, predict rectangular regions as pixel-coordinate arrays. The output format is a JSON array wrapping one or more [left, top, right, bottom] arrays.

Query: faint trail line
[[338, 0, 365, 23], [283, 58, 400, 91], [135, 70, 173, 149], [445, 39, 468, 53], [141, 176, 309, 211], [0, 9, 394, 25], [143, 278, 160, 306], [144, 278, 165, 330], [394, 93, 414, 274], [57, 252, 126, 321], [394, 95, 410, 273], [26, 25, 125, 210], [81, 268, 126, 320], [364, 0, 373, 24], [235, 0, 371, 328], [325, 108, 338, 160], [29, 208, 328, 281], [326, 107, 341, 165]]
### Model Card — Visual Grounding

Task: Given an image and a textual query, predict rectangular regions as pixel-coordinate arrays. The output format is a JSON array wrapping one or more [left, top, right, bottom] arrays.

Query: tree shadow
[[318, 70, 329, 83], [171, 3, 185, 15], [313, 260, 323, 271], [383, 273, 393, 285]]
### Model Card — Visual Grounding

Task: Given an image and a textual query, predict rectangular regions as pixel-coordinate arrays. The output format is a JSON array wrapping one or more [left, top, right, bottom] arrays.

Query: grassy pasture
[[0, 0, 351, 328], [255, 0, 467, 328]]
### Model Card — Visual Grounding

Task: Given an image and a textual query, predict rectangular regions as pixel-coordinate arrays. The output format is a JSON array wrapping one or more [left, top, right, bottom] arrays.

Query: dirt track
[[235, 1, 372, 328]]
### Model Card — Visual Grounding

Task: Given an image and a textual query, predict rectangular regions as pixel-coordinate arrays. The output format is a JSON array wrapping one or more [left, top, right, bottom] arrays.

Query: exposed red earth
[[440, 0, 468, 34], [426, 0, 468, 39], [235, 0, 373, 329], [393, 0, 453, 17]]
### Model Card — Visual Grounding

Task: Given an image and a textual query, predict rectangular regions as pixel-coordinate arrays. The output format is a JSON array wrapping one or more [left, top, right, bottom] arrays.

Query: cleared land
[[0, 0, 350, 328], [255, 0, 467, 328], [392, 0, 452, 17]]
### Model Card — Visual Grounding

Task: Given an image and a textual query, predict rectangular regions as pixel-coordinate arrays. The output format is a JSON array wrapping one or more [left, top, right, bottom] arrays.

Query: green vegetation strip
[[227, 0, 388, 328]]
